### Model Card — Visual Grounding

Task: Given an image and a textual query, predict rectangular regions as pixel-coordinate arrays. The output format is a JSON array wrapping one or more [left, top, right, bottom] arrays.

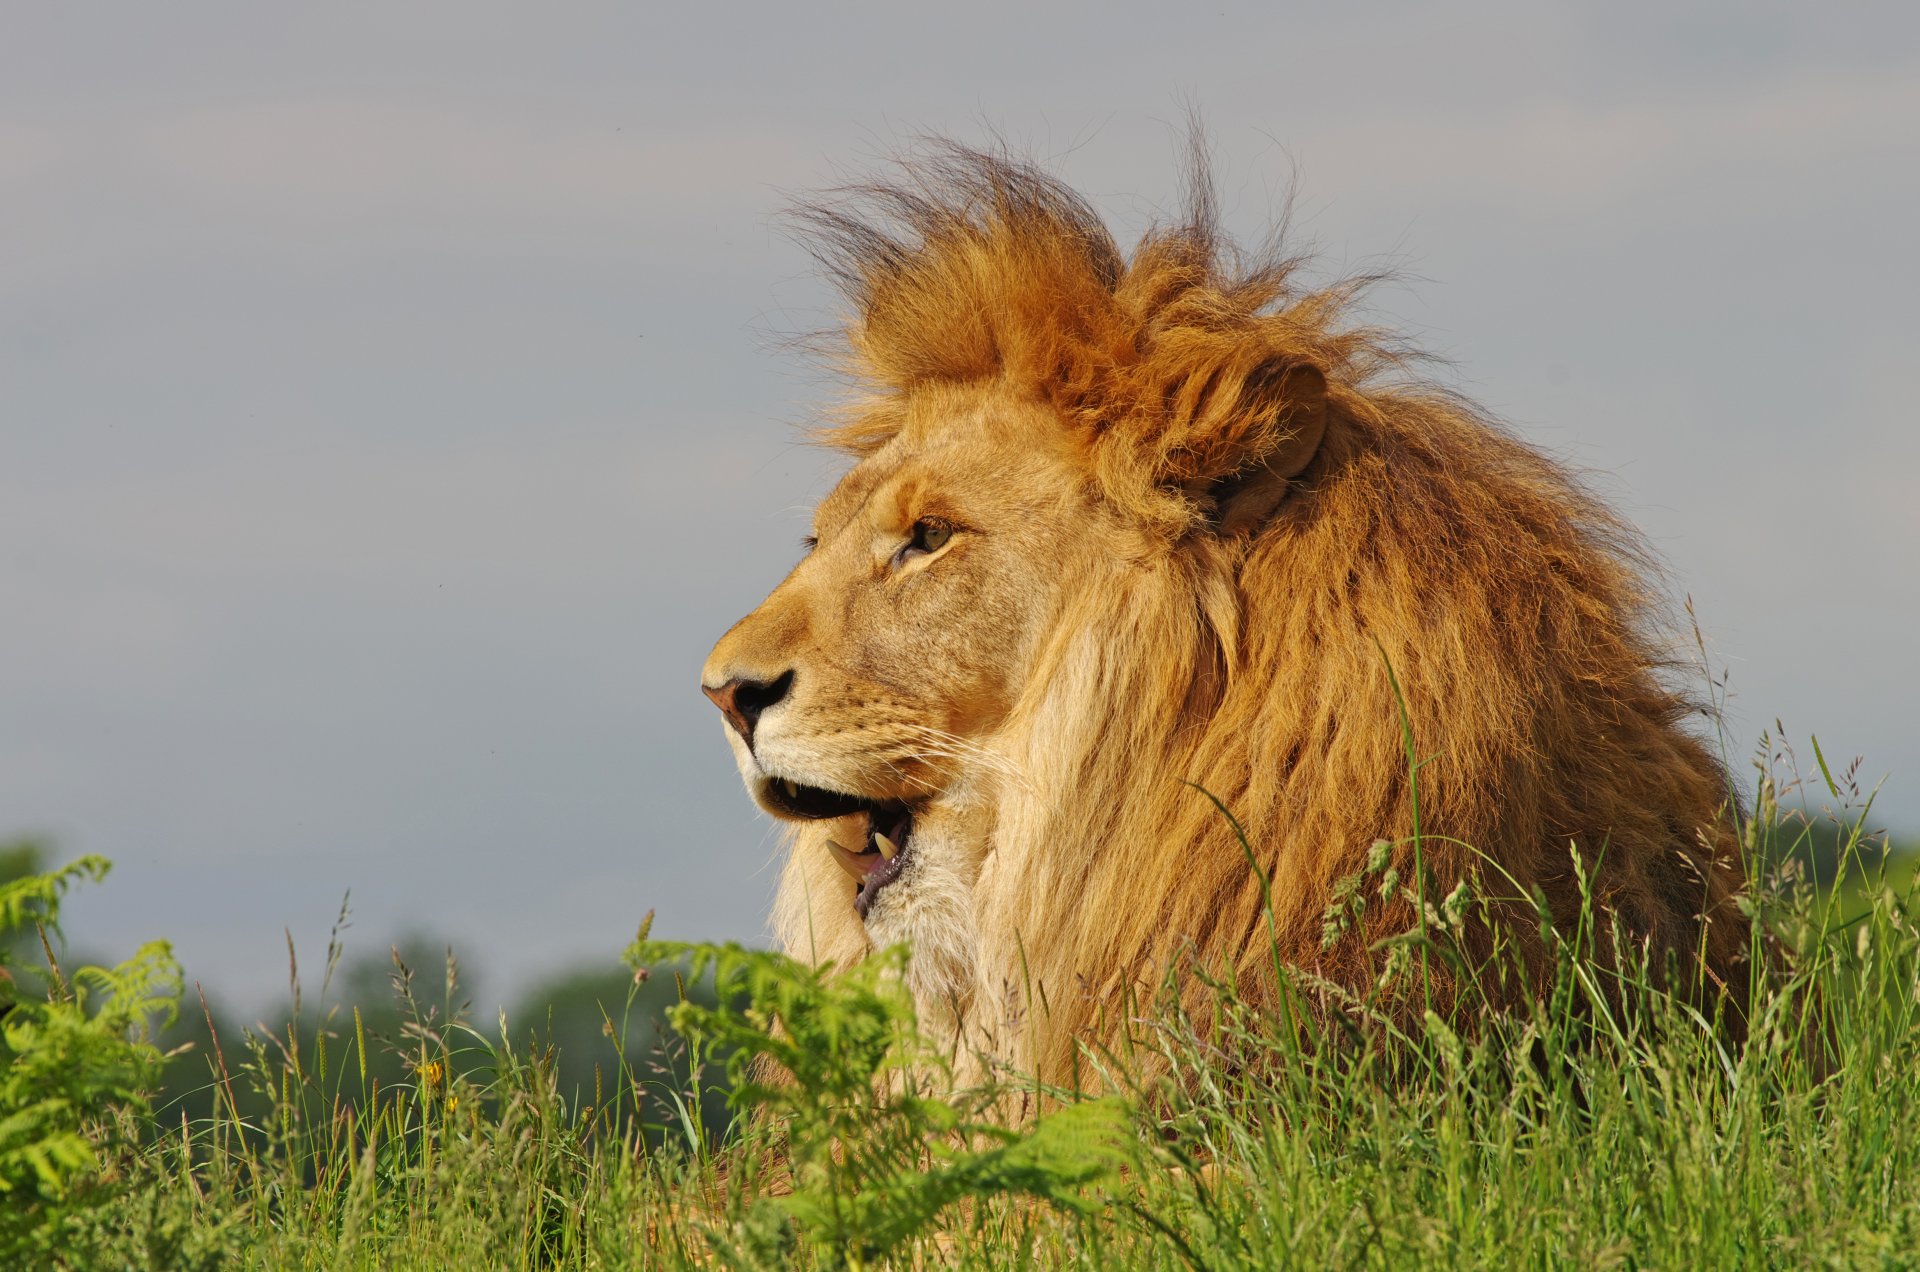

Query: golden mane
[[761, 142, 1750, 1081]]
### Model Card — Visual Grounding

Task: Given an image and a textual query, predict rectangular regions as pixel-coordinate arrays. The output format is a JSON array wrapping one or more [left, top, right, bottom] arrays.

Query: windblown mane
[[780, 143, 1750, 1079]]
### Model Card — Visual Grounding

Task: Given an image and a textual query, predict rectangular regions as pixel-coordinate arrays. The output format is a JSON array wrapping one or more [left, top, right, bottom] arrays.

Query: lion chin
[[700, 139, 1753, 1091], [747, 766, 989, 1034]]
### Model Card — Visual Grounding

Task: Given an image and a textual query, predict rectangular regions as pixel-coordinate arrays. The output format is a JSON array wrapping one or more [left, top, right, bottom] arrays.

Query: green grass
[[5, 747, 1920, 1269]]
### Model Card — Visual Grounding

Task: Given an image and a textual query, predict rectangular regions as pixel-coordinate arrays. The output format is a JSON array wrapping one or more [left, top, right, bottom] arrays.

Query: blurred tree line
[[1759, 806, 1916, 889], [0, 839, 735, 1152]]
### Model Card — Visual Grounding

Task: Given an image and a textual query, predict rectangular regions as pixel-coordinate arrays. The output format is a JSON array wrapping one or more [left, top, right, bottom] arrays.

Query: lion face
[[702, 381, 1108, 957]]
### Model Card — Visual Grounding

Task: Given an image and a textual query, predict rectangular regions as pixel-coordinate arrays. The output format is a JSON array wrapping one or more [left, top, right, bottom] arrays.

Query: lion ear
[[1207, 363, 1328, 536]]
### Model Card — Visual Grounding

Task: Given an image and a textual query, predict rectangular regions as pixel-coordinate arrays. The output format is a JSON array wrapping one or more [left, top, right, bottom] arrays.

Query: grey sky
[[4, 3, 1916, 1010]]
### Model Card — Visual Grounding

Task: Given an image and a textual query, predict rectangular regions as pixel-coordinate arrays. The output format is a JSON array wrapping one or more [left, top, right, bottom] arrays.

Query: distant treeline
[[1, 839, 736, 1151], [1760, 805, 1916, 888]]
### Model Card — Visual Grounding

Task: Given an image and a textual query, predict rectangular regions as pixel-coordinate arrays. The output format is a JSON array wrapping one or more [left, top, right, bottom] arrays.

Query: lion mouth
[[762, 778, 915, 919]]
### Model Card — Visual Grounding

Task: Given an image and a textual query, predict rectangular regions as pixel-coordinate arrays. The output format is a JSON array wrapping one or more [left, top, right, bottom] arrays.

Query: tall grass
[[4, 728, 1917, 1268]]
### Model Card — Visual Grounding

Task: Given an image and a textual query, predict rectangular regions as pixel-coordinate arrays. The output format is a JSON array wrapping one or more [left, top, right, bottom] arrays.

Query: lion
[[700, 142, 1751, 1086]]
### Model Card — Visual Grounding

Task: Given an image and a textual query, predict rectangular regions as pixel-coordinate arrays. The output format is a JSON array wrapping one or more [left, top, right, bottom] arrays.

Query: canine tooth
[[824, 839, 871, 881], [782, 779, 799, 798], [873, 832, 899, 861]]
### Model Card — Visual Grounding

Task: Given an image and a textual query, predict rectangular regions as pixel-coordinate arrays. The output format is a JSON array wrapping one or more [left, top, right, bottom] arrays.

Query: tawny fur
[[707, 142, 1750, 1087]]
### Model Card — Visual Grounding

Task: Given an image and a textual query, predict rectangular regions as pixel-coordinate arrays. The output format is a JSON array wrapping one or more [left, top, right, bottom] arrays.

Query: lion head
[[701, 144, 1750, 1082]]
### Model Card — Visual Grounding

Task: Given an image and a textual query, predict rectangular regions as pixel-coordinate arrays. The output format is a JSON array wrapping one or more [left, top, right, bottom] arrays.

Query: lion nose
[[701, 670, 794, 748]]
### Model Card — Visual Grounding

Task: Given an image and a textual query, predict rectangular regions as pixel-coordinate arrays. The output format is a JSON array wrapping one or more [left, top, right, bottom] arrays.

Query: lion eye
[[914, 518, 952, 553], [895, 517, 953, 566]]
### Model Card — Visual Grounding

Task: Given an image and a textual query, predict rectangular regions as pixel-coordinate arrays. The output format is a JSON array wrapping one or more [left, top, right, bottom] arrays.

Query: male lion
[[701, 144, 1750, 1085]]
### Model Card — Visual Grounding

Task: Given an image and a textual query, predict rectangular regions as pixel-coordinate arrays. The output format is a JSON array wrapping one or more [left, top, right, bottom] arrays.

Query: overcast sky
[[4, 2, 1916, 1010]]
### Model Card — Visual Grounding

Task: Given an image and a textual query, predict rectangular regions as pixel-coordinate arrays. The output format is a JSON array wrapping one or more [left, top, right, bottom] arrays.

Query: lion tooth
[[825, 839, 870, 881], [874, 832, 899, 861], [782, 779, 799, 798]]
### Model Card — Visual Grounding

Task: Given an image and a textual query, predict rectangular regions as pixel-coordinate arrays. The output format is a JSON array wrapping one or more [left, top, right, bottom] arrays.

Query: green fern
[[628, 938, 1132, 1267], [0, 854, 181, 1261]]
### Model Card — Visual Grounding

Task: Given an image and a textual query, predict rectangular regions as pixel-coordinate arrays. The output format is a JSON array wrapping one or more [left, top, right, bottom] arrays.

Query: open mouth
[[763, 778, 915, 919]]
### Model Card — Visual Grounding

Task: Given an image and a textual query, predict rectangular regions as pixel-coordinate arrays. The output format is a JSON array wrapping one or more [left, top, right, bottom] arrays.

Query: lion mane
[[719, 142, 1750, 1084]]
